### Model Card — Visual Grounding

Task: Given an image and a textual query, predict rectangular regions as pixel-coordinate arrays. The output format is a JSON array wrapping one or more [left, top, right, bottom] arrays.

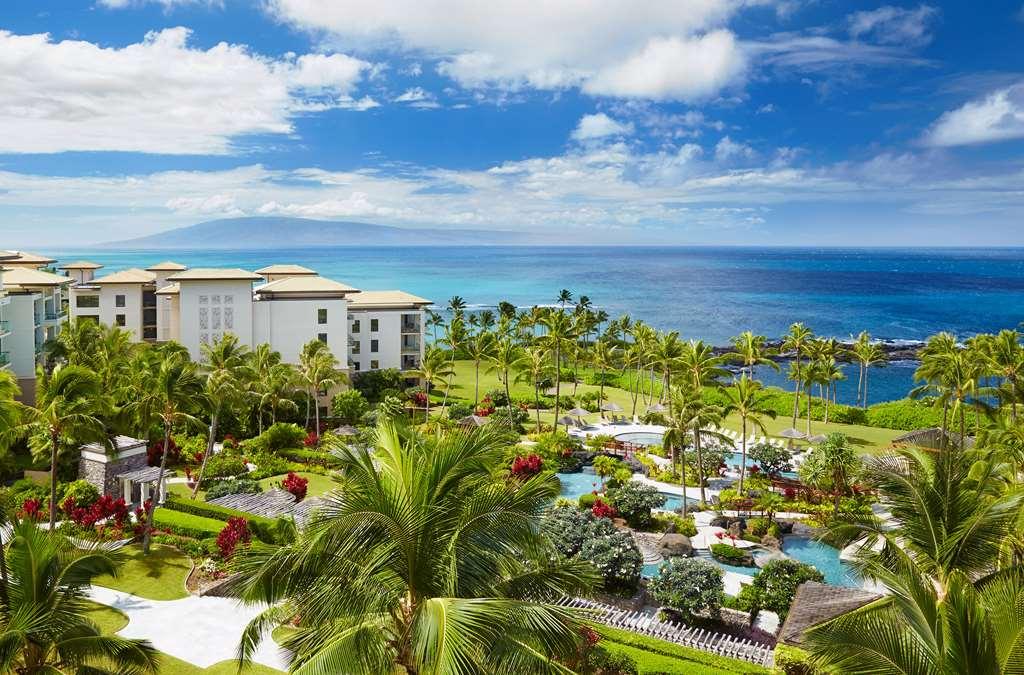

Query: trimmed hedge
[[596, 625, 769, 674], [162, 497, 286, 544], [279, 447, 341, 467], [152, 509, 226, 539]]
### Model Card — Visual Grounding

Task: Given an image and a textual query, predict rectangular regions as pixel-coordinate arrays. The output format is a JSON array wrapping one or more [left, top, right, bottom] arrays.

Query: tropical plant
[[539, 309, 576, 431], [721, 375, 777, 492], [0, 519, 161, 674], [192, 333, 250, 499], [407, 345, 455, 419], [230, 423, 597, 673], [514, 346, 552, 432], [729, 331, 778, 378], [797, 433, 861, 515], [782, 323, 814, 428], [464, 331, 497, 406], [851, 331, 888, 408], [648, 557, 724, 622], [606, 480, 667, 529]]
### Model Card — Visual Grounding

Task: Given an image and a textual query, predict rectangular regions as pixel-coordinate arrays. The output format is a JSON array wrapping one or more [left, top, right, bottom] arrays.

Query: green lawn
[[596, 625, 770, 675], [444, 360, 902, 454], [258, 471, 337, 498], [93, 544, 192, 601], [83, 600, 129, 634]]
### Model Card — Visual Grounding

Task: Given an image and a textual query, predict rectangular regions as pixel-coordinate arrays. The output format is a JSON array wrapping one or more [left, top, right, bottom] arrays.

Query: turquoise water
[[643, 552, 757, 579], [782, 536, 860, 587], [556, 470, 690, 510], [49, 246, 1024, 404]]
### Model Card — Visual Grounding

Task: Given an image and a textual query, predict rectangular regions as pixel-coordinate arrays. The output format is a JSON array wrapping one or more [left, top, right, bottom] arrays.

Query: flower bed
[[710, 543, 755, 567]]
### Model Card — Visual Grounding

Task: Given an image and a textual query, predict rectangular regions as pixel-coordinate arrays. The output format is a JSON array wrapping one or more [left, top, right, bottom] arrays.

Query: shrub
[[162, 497, 290, 545], [62, 494, 130, 530], [281, 472, 308, 501], [489, 405, 529, 432], [19, 498, 44, 521], [331, 389, 369, 424], [262, 423, 306, 453], [591, 497, 617, 519], [175, 435, 208, 464], [651, 512, 698, 537], [216, 516, 251, 559], [648, 557, 723, 621], [774, 644, 821, 675], [59, 480, 100, 510], [510, 453, 543, 479], [746, 559, 824, 619], [710, 543, 753, 566], [247, 455, 296, 481], [204, 478, 262, 501], [446, 401, 474, 420], [152, 533, 217, 559], [748, 443, 793, 477], [199, 454, 248, 485], [351, 368, 404, 403], [279, 447, 341, 468], [147, 437, 180, 467], [545, 505, 641, 592], [578, 492, 599, 509], [152, 508, 226, 539], [484, 388, 509, 407], [747, 517, 768, 537], [607, 481, 667, 529]]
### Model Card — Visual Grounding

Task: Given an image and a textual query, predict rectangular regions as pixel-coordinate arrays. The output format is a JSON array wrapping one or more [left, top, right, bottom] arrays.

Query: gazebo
[[115, 466, 174, 506]]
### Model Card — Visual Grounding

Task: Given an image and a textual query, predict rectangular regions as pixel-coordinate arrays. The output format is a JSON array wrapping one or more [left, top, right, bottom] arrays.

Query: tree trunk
[[304, 388, 311, 429], [806, 389, 812, 436], [474, 359, 480, 406], [49, 431, 60, 529], [791, 355, 801, 427], [504, 370, 512, 428], [534, 384, 541, 432], [739, 415, 747, 493], [857, 362, 864, 408], [694, 426, 706, 505], [314, 390, 321, 435], [192, 412, 219, 499], [142, 422, 172, 555], [553, 342, 561, 432], [679, 442, 688, 518], [863, 368, 869, 408]]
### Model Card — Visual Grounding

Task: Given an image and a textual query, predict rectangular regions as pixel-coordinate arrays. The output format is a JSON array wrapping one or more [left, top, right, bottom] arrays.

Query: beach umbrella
[[567, 407, 590, 417], [808, 434, 828, 444], [646, 403, 667, 413], [544, 387, 560, 396], [601, 402, 623, 412], [458, 414, 489, 427], [332, 425, 359, 436], [557, 416, 576, 426], [779, 427, 806, 439]]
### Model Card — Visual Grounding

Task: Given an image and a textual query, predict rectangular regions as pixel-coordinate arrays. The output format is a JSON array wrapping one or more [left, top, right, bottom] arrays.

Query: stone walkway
[[88, 586, 290, 671]]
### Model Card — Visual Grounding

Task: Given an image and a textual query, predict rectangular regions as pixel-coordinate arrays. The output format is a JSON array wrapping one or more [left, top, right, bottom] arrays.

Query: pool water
[[555, 469, 692, 510], [642, 552, 757, 579], [616, 431, 798, 479], [782, 537, 860, 587]]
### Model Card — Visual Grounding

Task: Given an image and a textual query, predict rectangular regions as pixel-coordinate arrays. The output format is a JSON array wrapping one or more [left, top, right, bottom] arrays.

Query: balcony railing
[[0, 352, 9, 366], [44, 310, 59, 321], [0, 320, 9, 334], [401, 319, 421, 333]]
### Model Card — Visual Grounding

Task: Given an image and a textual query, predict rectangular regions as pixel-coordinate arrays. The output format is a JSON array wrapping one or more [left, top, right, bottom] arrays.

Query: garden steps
[[558, 596, 775, 668]]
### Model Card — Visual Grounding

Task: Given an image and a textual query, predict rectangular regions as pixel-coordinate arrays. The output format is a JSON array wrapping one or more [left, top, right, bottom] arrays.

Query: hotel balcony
[[401, 315, 421, 334], [44, 309, 60, 321], [401, 354, 421, 370], [401, 335, 421, 353], [0, 320, 9, 336], [0, 352, 9, 368]]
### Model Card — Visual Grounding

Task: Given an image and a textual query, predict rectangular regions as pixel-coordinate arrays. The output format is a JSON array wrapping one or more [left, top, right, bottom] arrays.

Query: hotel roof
[[2, 267, 73, 289], [347, 290, 432, 309], [155, 283, 180, 295], [59, 261, 104, 270], [167, 268, 263, 282], [4, 251, 57, 265], [145, 261, 188, 272], [93, 268, 156, 284], [0, 250, 22, 261], [254, 276, 360, 296], [255, 264, 318, 276]]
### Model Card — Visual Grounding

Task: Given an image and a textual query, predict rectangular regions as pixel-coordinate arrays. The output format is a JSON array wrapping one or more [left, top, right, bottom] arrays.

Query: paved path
[[88, 586, 290, 671]]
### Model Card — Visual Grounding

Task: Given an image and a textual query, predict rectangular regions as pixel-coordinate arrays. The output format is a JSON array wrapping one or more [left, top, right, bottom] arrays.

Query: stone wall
[[79, 451, 148, 498]]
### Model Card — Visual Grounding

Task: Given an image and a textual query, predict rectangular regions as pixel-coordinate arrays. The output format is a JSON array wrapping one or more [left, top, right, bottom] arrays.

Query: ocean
[[49, 246, 1024, 404]]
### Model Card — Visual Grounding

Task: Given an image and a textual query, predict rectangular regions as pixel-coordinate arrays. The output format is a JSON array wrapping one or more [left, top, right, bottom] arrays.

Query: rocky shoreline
[[712, 338, 922, 364]]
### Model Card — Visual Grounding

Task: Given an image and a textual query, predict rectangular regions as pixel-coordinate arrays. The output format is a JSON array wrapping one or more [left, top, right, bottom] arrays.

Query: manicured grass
[[257, 471, 337, 498], [444, 360, 902, 453], [160, 655, 284, 675], [83, 600, 129, 634], [93, 544, 192, 601], [168, 481, 201, 500], [595, 625, 770, 675]]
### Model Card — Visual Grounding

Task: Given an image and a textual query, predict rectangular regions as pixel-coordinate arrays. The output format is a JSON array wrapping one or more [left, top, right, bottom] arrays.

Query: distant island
[[103, 216, 542, 249]]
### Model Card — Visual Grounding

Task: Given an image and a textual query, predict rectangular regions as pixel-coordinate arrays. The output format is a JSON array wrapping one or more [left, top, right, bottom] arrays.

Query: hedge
[[152, 509, 226, 539], [279, 447, 341, 467], [162, 497, 286, 544], [595, 625, 769, 674]]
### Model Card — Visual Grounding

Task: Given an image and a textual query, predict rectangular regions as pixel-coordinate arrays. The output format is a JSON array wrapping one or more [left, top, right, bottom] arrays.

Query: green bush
[[545, 505, 642, 592], [204, 479, 262, 501], [248, 455, 297, 481], [249, 423, 306, 454], [279, 447, 341, 467], [745, 559, 824, 619], [648, 557, 723, 621], [331, 389, 369, 424], [710, 543, 754, 567], [162, 497, 290, 545], [651, 513, 698, 537], [607, 481, 667, 529], [59, 480, 99, 509], [152, 533, 218, 559], [175, 435, 208, 464], [747, 517, 768, 537], [200, 453, 248, 483], [152, 508, 226, 538], [578, 492, 599, 509], [446, 401, 474, 420], [351, 368, 404, 403], [774, 644, 822, 675]]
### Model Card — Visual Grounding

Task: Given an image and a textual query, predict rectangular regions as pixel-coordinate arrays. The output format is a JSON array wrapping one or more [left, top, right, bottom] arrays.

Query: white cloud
[[266, 0, 749, 100], [757, 103, 776, 113], [393, 87, 441, 108], [165, 193, 243, 216], [924, 83, 1024, 147], [0, 28, 373, 154], [571, 113, 634, 141], [98, 0, 221, 8], [714, 136, 756, 161], [848, 5, 938, 47]]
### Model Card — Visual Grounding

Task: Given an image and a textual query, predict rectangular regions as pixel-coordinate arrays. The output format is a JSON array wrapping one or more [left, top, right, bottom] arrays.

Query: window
[[115, 314, 126, 327], [76, 295, 99, 308], [318, 308, 328, 324], [115, 294, 126, 308], [351, 319, 360, 333], [318, 333, 328, 343], [353, 361, 361, 371], [351, 342, 360, 354], [370, 318, 379, 332], [370, 360, 379, 370], [370, 339, 379, 353]]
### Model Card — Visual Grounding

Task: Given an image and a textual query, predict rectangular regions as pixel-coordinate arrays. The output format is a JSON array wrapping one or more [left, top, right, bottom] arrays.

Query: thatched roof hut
[[778, 582, 882, 646]]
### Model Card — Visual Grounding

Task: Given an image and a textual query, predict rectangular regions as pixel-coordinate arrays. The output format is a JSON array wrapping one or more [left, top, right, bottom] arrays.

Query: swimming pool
[[642, 551, 757, 579], [555, 469, 691, 510], [782, 536, 860, 587]]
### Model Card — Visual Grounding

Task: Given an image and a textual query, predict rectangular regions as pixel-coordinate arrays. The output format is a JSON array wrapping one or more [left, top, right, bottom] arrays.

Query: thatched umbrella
[[557, 416, 576, 427], [458, 415, 490, 427], [646, 403, 667, 413], [601, 402, 623, 412], [566, 407, 590, 417], [808, 434, 828, 444]]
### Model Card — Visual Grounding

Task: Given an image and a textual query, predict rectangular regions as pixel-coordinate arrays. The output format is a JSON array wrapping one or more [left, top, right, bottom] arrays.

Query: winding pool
[[614, 431, 799, 479], [556, 469, 692, 510], [782, 536, 860, 587]]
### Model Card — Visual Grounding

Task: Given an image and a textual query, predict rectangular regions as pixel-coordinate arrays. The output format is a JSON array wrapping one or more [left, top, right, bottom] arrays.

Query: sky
[[1, 0, 1024, 247]]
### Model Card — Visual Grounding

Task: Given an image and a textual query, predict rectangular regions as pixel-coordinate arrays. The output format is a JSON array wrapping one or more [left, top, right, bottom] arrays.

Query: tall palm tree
[[798, 432, 860, 514], [649, 332, 685, 408], [248, 343, 283, 435], [729, 331, 779, 378], [590, 339, 620, 419], [408, 345, 455, 420], [514, 346, 551, 432], [465, 331, 497, 406], [231, 423, 596, 674], [722, 375, 777, 492], [782, 323, 814, 428], [0, 520, 161, 674], [851, 333, 888, 408], [440, 317, 466, 411], [984, 329, 1024, 421], [662, 389, 694, 516], [298, 339, 330, 428], [127, 351, 205, 554], [671, 386, 728, 506], [538, 309, 576, 432], [192, 334, 251, 499], [486, 337, 524, 416], [19, 364, 106, 528]]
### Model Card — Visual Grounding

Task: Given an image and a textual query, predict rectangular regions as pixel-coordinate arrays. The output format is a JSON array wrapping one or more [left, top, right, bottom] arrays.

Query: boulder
[[657, 533, 694, 558], [760, 534, 781, 549]]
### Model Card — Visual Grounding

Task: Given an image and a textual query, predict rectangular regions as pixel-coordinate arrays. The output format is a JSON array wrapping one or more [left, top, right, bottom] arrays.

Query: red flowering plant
[[784, 487, 796, 500], [147, 438, 180, 467], [62, 494, 131, 531], [281, 472, 308, 501], [411, 391, 429, 407], [216, 517, 251, 559], [475, 395, 495, 417], [510, 453, 543, 479], [591, 498, 617, 519], [303, 432, 319, 448], [133, 500, 153, 538], [19, 498, 43, 521]]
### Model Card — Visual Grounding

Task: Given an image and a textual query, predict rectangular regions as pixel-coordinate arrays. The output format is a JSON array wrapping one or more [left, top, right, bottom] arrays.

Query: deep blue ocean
[[50, 246, 1024, 404]]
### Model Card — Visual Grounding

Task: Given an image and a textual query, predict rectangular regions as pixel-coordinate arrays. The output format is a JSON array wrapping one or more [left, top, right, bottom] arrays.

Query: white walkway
[[88, 586, 290, 671]]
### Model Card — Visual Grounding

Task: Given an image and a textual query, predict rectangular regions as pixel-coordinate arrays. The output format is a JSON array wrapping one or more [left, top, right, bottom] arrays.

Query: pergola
[[115, 467, 174, 505]]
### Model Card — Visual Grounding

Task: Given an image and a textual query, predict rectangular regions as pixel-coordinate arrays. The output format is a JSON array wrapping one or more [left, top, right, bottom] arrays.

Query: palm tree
[[672, 386, 728, 506], [798, 432, 860, 514], [192, 334, 251, 499], [19, 364, 106, 528], [722, 375, 777, 492], [538, 309, 576, 432], [408, 345, 455, 420], [0, 520, 161, 674], [486, 337, 524, 416], [514, 346, 551, 432], [464, 331, 497, 406], [649, 332, 685, 407], [913, 342, 992, 452], [127, 351, 205, 554], [590, 339, 620, 419], [662, 390, 694, 516], [984, 329, 1024, 421], [248, 343, 284, 434], [298, 339, 330, 428], [851, 333, 887, 408], [259, 363, 299, 430], [230, 423, 596, 673], [439, 318, 466, 411], [782, 323, 814, 427], [729, 331, 779, 378], [557, 288, 573, 308]]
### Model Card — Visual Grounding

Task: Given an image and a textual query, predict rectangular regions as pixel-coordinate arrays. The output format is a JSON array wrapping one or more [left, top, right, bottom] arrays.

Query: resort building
[[346, 291, 431, 374]]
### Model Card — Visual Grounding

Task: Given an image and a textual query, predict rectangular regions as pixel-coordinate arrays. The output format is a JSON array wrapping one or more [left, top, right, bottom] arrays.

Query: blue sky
[[1, 0, 1023, 246]]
